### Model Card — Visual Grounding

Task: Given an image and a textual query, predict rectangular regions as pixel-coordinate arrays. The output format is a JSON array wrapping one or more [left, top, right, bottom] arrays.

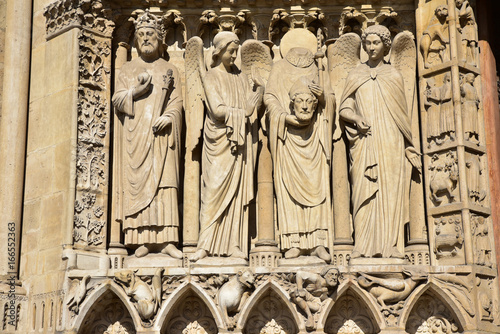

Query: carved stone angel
[[330, 25, 422, 260], [185, 32, 271, 262]]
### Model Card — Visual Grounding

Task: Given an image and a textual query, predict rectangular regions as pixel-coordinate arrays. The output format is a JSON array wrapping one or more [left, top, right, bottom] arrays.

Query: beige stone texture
[[0, 0, 6, 119]]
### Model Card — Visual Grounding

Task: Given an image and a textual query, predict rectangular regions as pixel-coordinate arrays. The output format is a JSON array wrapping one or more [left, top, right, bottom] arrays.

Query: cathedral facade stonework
[[1, 0, 500, 333]]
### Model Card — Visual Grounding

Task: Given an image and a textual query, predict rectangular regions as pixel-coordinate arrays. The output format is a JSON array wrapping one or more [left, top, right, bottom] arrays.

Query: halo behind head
[[280, 28, 317, 58]]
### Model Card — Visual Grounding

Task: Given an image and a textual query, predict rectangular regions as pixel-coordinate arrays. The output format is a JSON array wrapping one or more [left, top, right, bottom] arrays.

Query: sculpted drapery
[[339, 25, 420, 259], [112, 11, 183, 258], [265, 47, 334, 260], [194, 32, 260, 260]]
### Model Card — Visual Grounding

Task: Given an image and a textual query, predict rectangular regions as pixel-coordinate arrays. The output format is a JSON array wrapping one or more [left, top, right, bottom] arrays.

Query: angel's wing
[[240, 40, 273, 87], [185, 36, 207, 152], [390, 31, 417, 123], [327, 33, 361, 140]]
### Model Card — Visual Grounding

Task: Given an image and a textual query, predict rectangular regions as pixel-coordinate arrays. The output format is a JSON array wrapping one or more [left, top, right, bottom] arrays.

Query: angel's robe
[[112, 57, 183, 248], [198, 66, 258, 256], [264, 48, 334, 252], [339, 62, 414, 258]]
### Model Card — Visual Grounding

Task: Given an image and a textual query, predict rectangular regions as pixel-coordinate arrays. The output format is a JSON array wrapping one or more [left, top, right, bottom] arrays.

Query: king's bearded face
[[292, 93, 317, 123], [136, 27, 160, 56]]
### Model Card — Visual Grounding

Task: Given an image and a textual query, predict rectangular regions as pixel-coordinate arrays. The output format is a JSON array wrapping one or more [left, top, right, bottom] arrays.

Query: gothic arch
[[156, 282, 222, 334], [400, 282, 468, 333], [320, 284, 382, 334], [74, 281, 141, 333], [237, 280, 303, 334]]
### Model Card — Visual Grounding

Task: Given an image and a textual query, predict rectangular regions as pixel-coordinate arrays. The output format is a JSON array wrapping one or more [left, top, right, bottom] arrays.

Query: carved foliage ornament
[[44, 0, 114, 39], [74, 29, 111, 248]]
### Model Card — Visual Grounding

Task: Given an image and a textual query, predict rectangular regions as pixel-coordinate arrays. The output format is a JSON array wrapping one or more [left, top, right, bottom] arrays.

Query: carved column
[[250, 133, 281, 268], [0, 0, 33, 279], [416, 0, 493, 267], [108, 35, 131, 267]]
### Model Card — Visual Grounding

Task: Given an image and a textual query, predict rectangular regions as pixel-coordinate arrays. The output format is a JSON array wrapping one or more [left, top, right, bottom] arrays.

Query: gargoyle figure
[[216, 269, 255, 328], [358, 270, 427, 310], [114, 268, 163, 322], [66, 275, 91, 314], [290, 267, 339, 330]]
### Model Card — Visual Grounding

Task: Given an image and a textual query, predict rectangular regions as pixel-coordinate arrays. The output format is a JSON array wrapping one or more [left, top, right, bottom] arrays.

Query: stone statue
[[114, 268, 163, 322], [358, 269, 427, 311], [440, 72, 455, 142], [112, 11, 183, 259], [424, 77, 442, 146], [264, 28, 334, 262], [455, 0, 478, 66], [289, 267, 339, 330], [460, 73, 479, 143], [420, 5, 449, 68], [186, 32, 267, 262], [217, 269, 255, 328], [335, 25, 421, 259]]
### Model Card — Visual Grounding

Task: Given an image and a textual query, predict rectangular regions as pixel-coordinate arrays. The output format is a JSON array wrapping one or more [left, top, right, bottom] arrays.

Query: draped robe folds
[[339, 63, 414, 258], [112, 58, 183, 248], [264, 49, 334, 251], [198, 67, 258, 257]]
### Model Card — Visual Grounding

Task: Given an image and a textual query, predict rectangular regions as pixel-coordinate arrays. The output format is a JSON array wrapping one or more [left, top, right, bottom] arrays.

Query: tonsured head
[[289, 77, 318, 123]]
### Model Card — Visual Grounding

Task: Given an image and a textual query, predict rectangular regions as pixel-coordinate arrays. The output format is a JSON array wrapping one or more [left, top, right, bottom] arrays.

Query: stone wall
[[0, 0, 6, 119]]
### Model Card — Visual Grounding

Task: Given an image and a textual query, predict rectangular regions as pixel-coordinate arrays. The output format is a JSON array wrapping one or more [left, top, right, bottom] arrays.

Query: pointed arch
[[400, 281, 469, 332], [156, 282, 223, 334], [73, 280, 141, 333], [237, 280, 303, 333], [319, 282, 382, 334]]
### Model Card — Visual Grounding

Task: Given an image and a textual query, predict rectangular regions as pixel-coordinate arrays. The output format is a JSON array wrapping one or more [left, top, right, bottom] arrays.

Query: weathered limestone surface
[[1, 0, 500, 333]]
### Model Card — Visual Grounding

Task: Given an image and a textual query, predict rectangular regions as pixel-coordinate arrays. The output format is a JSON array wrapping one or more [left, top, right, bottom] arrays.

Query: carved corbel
[[198, 10, 220, 43], [114, 269, 164, 327], [339, 6, 367, 36], [164, 9, 187, 48], [268, 9, 291, 43]]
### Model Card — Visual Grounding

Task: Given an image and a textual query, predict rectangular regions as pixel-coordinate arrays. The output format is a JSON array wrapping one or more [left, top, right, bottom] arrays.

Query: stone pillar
[[479, 41, 500, 275], [183, 146, 201, 258], [416, 0, 492, 266], [0, 0, 33, 279], [250, 132, 281, 267], [109, 41, 131, 268]]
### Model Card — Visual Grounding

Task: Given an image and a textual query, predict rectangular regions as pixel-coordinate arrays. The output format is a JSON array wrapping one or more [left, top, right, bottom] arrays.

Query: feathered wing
[[240, 40, 273, 87], [391, 31, 426, 233], [327, 33, 361, 141], [390, 31, 417, 136], [185, 36, 207, 152]]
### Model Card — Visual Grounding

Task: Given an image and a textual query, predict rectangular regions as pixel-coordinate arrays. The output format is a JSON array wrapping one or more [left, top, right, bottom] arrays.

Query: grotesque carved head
[[289, 77, 318, 123], [211, 31, 240, 68], [361, 24, 392, 57], [320, 267, 339, 288], [134, 10, 165, 59]]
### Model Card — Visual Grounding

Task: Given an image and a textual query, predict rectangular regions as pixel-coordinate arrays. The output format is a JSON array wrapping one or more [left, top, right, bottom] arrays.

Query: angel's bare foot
[[191, 249, 208, 262], [161, 244, 183, 259], [135, 245, 149, 258], [285, 248, 301, 259]]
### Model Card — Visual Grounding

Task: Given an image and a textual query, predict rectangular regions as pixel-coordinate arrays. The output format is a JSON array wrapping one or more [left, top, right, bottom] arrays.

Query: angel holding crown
[[331, 25, 422, 259], [185, 32, 271, 262]]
